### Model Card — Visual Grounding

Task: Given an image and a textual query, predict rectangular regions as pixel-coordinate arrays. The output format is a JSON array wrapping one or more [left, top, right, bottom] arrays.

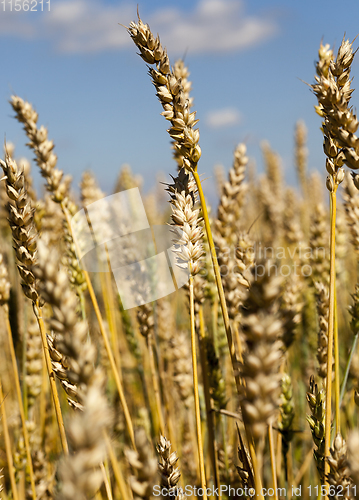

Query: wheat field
[[0, 12, 359, 500]]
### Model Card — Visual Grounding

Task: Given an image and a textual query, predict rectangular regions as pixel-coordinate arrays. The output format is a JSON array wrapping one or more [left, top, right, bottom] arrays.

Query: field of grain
[[0, 12, 359, 500]]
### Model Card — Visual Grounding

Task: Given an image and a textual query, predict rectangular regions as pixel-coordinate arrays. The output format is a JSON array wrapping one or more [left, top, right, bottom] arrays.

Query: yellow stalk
[[4, 305, 37, 500], [33, 302, 69, 454], [0, 380, 19, 500], [104, 432, 131, 500], [146, 333, 165, 436], [268, 423, 278, 500], [192, 170, 240, 393], [189, 275, 207, 500], [100, 463, 114, 500], [99, 267, 122, 376], [334, 285, 340, 435], [39, 351, 47, 446], [324, 187, 337, 485]]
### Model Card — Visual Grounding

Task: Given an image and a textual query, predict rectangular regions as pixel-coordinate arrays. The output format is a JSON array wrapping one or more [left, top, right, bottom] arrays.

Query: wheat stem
[[324, 188, 337, 486], [104, 432, 131, 500], [100, 265, 122, 376], [268, 423, 278, 500], [334, 285, 340, 436], [189, 275, 207, 499], [39, 355, 47, 445], [146, 334, 165, 436], [4, 304, 37, 500], [192, 169, 240, 393], [100, 463, 114, 500], [0, 380, 19, 500], [33, 302, 69, 454]]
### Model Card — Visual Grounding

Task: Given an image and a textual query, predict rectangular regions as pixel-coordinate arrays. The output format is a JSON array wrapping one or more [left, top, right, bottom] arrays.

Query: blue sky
[[1, 0, 359, 204]]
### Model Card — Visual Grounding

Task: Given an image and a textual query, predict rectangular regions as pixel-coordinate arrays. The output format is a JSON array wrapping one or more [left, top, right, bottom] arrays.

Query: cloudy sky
[[1, 0, 359, 202]]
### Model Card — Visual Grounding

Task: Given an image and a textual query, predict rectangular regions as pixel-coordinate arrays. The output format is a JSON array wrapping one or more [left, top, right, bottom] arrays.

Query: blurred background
[[1, 0, 359, 203]]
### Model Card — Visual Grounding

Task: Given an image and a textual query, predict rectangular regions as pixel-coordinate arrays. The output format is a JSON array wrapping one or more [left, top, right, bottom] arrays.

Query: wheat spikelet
[[27, 450, 53, 500], [36, 195, 65, 246], [281, 271, 303, 349], [170, 332, 193, 408], [25, 318, 43, 411], [0, 152, 39, 302], [157, 436, 181, 490], [128, 13, 201, 170], [343, 171, 359, 254], [114, 164, 142, 192], [279, 373, 295, 473], [306, 375, 326, 482], [34, 240, 96, 409], [309, 202, 330, 283], [295, 120, 308, 196], [0, 253, 10, 306], [347, 430, 359, 489], [314, 282, 331, 380], [312, 38, 358, 181], [10, 96, 73, 205], [239, 261, 284, 441], [166, 168, 204, 276], [204, 335, 226, 411], [327, 433, 352, 499], [126, 428, 157, 500], [215, 143, 248, 241], [283, 187, 304, 247], [80, 171, 105, 207], [56, 374, 111, 500]]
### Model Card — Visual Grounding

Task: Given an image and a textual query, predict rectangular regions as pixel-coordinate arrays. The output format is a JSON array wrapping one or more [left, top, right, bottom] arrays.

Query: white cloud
[[0, 10, 35, 37], [0, 0, 278, 55], [206, 107, 241, 128]]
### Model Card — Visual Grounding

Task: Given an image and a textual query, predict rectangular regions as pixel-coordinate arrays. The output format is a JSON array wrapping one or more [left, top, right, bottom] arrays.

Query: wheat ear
[[126, 429, 157, 500], [166, 168, 207, 496], [127, 12, 264, 491], [0, 151, 68, 454], [56, 374, 111, 500], [311, 37, 358, 481]]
